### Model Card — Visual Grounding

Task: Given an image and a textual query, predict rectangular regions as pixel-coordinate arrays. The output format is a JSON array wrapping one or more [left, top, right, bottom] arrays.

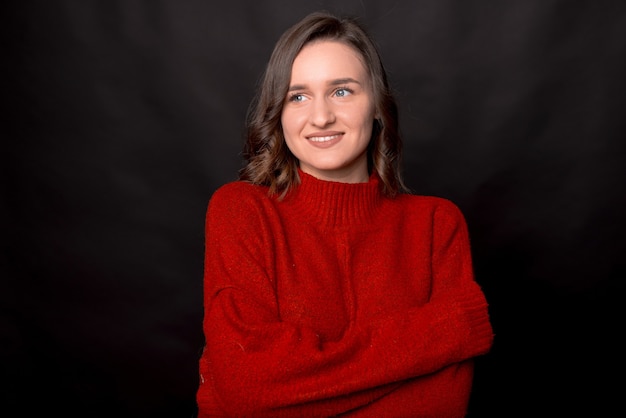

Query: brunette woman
[[197, 10, 494, 417]]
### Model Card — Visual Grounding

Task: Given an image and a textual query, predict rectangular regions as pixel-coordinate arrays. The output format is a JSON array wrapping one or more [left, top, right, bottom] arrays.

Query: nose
[[309, 98, 335, 127]]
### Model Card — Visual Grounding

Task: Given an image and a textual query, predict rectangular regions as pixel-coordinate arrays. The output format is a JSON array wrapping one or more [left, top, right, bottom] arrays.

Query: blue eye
[[335, 87, 353, 97], [288, 93, 305, 102]]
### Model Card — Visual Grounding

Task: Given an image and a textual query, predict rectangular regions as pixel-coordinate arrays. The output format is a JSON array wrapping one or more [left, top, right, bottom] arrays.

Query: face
[[281, 40, 376, 183]]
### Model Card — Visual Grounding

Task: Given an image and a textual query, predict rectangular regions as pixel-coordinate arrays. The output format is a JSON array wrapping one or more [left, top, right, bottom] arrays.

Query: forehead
[[290, 40, 368, 81]]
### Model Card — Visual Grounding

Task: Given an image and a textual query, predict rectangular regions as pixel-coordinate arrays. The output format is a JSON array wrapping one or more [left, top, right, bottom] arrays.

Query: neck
[[299, 159, 369, 184]]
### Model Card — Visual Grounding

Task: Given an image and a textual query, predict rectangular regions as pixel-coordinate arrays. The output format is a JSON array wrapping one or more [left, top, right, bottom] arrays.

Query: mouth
[[307, 134, 341, 143]]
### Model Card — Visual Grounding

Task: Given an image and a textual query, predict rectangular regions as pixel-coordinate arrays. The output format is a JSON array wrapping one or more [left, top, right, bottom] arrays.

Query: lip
[[305, 131, 343, 148]]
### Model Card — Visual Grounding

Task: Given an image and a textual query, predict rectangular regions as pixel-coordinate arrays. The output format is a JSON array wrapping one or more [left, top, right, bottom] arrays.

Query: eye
[[288, 93, 306, 103], [334, 87, 353, 98]]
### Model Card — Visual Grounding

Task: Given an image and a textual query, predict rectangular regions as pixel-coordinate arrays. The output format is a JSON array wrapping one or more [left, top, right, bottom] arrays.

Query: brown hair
[[239, 11, 408, 198]]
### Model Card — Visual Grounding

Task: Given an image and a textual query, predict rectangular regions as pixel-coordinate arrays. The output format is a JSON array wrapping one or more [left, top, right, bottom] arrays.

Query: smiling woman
[[238, 11, 405, 199], [196, 10, 494, 417], [281, 41, 376, 183]]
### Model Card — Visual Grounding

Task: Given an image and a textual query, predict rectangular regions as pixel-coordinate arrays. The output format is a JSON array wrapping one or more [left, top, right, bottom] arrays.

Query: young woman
[[197, 11, 494, 417]]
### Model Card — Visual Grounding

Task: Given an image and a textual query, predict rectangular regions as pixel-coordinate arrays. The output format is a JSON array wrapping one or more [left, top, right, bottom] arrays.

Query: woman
[[197, 10, 494, 417]]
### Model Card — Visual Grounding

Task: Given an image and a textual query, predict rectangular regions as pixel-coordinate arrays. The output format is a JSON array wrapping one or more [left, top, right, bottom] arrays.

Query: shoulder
[[207, 181, 274, 218], [210, 181, 272, 205], [391, 194, 469, 235], [204, 182, 279, 249], [396, 193, 465, 219]]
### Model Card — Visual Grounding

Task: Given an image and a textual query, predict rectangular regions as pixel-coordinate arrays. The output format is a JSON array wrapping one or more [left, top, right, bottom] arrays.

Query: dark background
[[4, 0, 625, 416]]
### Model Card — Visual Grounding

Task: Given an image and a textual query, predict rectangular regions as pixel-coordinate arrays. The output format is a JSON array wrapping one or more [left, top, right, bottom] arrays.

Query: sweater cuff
[[457, 284, 494, 357]]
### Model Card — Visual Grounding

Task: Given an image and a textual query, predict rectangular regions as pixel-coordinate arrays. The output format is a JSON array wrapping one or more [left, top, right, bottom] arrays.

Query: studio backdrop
[[4, 0, 625, 416]]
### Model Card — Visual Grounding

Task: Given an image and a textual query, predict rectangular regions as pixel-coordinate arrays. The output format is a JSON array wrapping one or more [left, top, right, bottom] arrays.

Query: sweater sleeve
[[424, 198, 494, 361], [429, 198, 494, 330], [197, 186, 494, 417]]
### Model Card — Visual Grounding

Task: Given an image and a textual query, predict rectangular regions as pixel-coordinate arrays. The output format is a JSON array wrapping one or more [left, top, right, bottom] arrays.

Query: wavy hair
[[239, 11, 408, 198]]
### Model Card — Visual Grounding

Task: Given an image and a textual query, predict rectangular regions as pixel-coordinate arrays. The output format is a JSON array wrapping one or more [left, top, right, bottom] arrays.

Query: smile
[[307, 134, 341, 142]]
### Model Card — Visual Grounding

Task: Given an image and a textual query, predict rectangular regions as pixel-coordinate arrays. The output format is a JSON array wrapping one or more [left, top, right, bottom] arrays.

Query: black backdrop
[[4, 0, 625, 416]]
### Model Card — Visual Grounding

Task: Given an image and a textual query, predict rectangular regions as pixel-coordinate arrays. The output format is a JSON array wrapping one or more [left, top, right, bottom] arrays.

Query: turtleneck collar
[[283, 169, 383, 227]]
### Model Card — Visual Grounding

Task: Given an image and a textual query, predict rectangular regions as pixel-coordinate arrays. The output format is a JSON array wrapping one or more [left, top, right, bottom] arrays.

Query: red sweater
[[197, 171, 494, 417]]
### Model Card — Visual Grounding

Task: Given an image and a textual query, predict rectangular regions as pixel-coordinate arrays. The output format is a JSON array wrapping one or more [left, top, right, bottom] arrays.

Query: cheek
[[342, 103, 375, 127], [281, 109, 301, 139], [347, 110, 375, 136], [281, 112, 300, 155]]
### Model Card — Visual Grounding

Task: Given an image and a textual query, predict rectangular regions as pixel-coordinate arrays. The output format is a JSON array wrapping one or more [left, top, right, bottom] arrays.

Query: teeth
[[308, 135, 338, 142]]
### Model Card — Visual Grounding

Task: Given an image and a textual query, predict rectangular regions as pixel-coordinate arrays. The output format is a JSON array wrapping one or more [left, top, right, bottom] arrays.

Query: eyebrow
[[287, 77, 362, 92]]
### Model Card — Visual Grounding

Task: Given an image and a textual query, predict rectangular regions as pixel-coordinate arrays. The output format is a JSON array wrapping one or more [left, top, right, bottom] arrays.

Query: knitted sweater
[[197, 170, 494, 418]]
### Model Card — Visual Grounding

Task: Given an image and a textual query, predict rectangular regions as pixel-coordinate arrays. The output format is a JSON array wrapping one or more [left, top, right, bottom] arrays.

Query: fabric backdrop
[[4, 0, 625, 416]]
